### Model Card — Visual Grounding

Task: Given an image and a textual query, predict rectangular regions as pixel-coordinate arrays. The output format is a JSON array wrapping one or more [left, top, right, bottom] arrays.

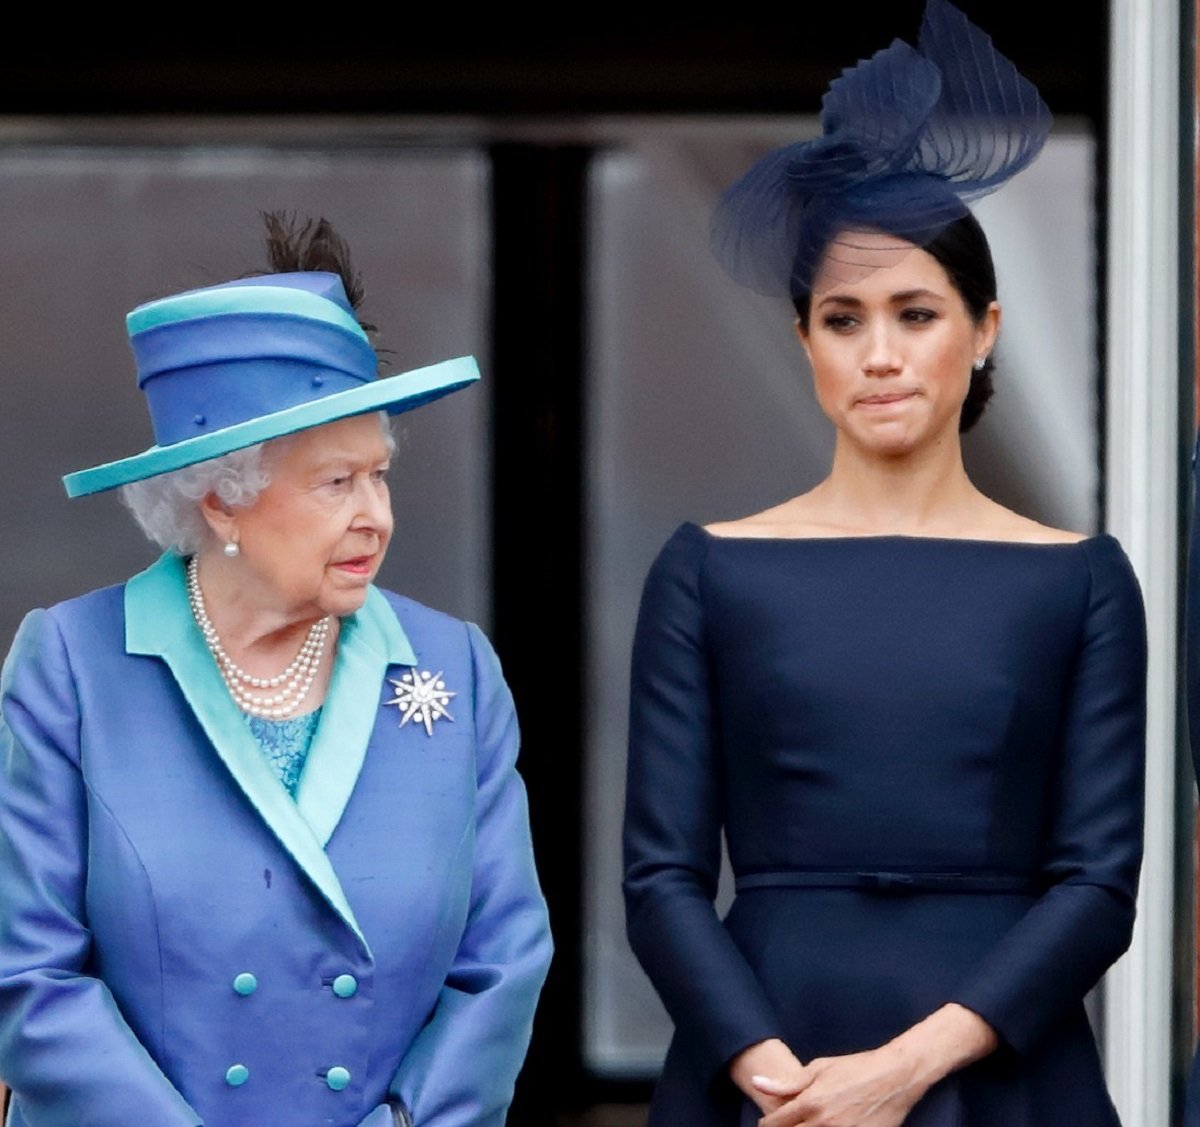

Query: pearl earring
[[223, 540, 240, 558], [973, 357, 987, 371]]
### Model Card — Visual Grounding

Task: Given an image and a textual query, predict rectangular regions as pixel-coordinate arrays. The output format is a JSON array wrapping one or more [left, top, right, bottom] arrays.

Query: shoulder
[[1015, 527, 1090, 544], [971, 499, 1088, 545], [375, 587, 471, 640], [640, 523, 712, 595], [702, 495, 818, 540], [1078, 535, 1146, 619], [969, 515, 1143, 634], [4, 582, 127, 675], [959, 496, 1085, 543], [372, 586, 506, 684], [2, 584, 127, 735], [658, 520, 710, 556], [36, 582, 126, 630], [630, 524, 717, 652]]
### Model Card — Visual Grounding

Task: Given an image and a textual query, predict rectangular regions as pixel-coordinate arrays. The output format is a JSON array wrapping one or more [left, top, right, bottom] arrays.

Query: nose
[[351, 474, 393, 536], [862, 322, 902, 377]]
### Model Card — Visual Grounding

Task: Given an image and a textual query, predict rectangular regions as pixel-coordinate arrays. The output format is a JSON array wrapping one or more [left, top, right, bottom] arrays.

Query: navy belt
[[734, 870, 1039, 895]]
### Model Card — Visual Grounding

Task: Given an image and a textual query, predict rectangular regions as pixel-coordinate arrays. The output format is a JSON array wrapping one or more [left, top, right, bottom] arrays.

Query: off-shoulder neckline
[[686, 521, 1112, 549]]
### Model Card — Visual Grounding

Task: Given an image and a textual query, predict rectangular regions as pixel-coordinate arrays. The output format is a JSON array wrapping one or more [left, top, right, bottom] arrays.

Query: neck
[[191, 550, 330, 672], [188, 552, 337, 719], [813, 429, 981, 536]]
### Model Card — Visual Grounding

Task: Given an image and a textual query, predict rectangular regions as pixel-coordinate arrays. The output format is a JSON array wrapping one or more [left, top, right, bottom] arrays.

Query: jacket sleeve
[[354, 1102, 408, 1127], [949, 536, 1148, 1053], [622, 524, 785, 1086], [387, 622, 552, 1127], [0, 609, 202, 1126]]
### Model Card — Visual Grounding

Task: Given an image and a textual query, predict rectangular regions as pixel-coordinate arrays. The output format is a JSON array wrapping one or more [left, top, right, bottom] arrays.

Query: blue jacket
[[0, 553, 552, 1127]]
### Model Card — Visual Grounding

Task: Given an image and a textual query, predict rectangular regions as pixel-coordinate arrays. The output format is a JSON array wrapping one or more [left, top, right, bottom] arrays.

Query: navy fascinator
[[711, 0, 1052, 299]]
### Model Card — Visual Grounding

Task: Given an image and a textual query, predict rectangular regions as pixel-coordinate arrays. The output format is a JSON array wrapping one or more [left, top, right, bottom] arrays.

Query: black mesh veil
[[710, 0, 1052, 298]]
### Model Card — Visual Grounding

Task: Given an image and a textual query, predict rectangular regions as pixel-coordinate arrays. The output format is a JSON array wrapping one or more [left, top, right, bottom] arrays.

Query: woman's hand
[[729, 1038, 807, 1113], [753, 1043, 924, 1126], [750, 1003, 998, 1126]]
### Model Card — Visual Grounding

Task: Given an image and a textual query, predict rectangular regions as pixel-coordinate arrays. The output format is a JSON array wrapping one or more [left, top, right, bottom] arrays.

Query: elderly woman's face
[[228, 414, 394, 619]]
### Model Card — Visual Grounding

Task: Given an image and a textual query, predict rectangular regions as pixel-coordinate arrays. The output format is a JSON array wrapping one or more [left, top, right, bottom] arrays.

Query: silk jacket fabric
[[0, 553, 552, 1127]]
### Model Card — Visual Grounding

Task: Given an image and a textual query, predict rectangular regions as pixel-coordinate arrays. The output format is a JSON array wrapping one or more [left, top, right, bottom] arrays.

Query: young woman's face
[[798, 231, 999, 458]]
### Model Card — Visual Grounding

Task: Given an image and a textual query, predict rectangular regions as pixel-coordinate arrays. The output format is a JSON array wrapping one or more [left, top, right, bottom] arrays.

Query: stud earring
[[973, 357, 987, 371], [223, 540, 240, 558]]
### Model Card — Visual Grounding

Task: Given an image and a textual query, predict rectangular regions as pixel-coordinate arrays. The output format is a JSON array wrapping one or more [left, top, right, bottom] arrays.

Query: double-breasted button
[[225, 1064, 250, 1087], [332, 973, 358, 998], [325, 1066, 351, 1091], [232, 973, 258, 996]]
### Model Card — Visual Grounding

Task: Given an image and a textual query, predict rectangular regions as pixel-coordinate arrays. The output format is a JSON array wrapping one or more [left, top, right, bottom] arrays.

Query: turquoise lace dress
[[245, 709, 322, 797]]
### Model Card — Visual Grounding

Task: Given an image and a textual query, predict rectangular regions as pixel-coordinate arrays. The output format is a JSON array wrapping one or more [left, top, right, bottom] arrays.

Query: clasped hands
[[729, 1003, 997, 1127], [733, 1040, 922, 1127]]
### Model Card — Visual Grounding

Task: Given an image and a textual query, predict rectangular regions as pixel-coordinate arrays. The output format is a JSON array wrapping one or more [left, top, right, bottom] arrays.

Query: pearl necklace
[[186, 555, 331, 719]]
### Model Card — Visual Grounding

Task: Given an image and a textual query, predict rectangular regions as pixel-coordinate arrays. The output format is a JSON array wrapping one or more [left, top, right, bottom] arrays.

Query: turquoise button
[[225, 1064, 249, 1087], [232, 973, 257, 996], [325, 1066, 350, 1091], [332, 974, 358, 998]]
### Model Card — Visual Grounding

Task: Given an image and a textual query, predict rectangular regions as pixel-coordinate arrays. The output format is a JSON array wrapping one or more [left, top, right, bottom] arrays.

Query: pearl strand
[[186, 555, 331, 719]]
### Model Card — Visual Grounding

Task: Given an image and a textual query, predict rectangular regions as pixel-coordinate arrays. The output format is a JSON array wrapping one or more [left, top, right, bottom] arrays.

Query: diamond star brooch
[[386, 670, 456, 736]]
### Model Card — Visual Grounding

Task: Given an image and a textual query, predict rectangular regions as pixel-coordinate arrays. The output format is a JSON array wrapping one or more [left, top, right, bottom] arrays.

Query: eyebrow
[[890, 288, 945, 304], [307, 453, 390, 475], [815, 287, 947, 310]]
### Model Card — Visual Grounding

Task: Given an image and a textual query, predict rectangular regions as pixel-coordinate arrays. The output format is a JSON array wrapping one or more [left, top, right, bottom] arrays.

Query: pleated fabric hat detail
[[710, 0, 1052, 299], [63, 271, 479, 498]]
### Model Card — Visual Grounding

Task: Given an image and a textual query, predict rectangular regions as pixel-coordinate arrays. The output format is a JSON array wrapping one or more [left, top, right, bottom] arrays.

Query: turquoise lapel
[[294, 585, 416, 845], [124, 553, 414, 951]]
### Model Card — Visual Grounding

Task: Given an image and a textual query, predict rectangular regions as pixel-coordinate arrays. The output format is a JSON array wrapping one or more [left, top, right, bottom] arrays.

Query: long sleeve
[[622, 524, 784, 1085], [0, 609, 202, 1126], [388, 622, 552, 1126], [949, 536, 1147, 1053]]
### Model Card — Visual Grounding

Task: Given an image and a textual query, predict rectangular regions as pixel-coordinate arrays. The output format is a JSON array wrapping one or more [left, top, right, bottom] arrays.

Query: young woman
[[622, 4, 1146, 1125]]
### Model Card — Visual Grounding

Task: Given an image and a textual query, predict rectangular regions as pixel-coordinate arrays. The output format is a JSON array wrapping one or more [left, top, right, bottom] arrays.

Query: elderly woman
[[0, 218, 552, 1127]]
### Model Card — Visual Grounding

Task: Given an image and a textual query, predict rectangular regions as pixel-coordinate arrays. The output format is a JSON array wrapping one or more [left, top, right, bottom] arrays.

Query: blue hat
[[63, 271, 479, 498], [710, 0, 1052, 298]]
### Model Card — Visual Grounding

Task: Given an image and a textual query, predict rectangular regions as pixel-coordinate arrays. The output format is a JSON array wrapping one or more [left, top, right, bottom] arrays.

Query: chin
[[320, 588, 371, 619], [855, 411, 956, 455], [852, 425, 922, 455]]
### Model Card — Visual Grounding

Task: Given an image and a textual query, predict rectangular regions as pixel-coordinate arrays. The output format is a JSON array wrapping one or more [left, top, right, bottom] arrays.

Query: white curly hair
[[119, 414, 397, 555]]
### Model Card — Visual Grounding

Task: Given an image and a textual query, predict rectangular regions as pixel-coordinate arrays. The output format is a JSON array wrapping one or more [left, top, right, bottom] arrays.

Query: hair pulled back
[[793, 211, 998, 434]]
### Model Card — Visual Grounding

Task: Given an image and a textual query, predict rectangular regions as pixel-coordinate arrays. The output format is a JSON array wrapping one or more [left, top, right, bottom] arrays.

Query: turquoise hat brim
[[63, 355, 480, 498]]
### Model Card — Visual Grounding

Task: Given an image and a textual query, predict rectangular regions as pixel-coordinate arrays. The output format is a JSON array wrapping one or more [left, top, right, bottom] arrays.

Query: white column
[[1104, 1, 1181, 1124]]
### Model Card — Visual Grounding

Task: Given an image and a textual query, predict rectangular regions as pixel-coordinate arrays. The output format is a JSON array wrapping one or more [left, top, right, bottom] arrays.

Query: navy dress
[[623, 522, 1146, 1125]]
